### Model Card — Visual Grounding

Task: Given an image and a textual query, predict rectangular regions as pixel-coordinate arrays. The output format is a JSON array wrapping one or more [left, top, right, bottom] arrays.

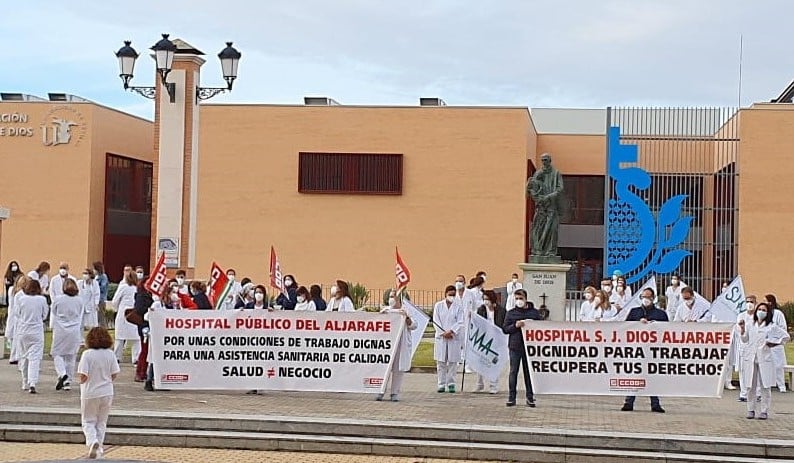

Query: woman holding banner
[[377, 290, 417, 402], [738, 302, 790, 419]]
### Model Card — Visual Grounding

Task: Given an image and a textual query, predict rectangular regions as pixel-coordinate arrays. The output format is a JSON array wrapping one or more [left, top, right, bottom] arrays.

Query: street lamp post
[[114, 34, 241, 275]]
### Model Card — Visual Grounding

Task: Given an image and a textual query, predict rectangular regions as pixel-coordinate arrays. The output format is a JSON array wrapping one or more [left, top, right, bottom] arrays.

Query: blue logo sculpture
[[606, 126, 693, 284]]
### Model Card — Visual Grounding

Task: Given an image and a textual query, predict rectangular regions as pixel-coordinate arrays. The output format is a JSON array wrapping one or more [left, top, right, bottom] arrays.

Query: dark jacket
[[192, 292, 213, 310], [276, 287, 297, 310], [503, 304, 542, 351], [133, 289, 154, 336], [477, 304, 507, 329], [626, 305, 668, 322], [313, 296, 327, 311]]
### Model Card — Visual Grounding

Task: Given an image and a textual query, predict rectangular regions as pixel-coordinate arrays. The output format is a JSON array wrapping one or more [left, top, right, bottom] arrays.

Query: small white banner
[[402, 299, 430, 360], [150, 310, 404, 393], [523, 321, 733, 397], [465, 313, 509, 382]]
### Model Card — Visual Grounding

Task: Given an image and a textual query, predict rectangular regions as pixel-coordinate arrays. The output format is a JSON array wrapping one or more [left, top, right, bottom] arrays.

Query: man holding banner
[[502, 289, 541, 407]]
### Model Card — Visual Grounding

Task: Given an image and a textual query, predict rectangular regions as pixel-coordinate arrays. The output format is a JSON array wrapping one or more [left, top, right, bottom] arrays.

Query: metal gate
[[605, 107, 739, 300]]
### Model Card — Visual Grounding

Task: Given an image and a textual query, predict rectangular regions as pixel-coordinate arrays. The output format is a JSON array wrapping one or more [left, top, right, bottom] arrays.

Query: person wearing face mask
[[245, 285, 269, 310], [310, 285, 327, 311], [134, 266, 146, 282], [27, 261, 51, 297], [433, 285, 465, 393], [593, 290, 614, 321], [578, 286, 597, 321], [738, 302, 790, 419], [219, 269, 243, 311], [326, 280, 355, 312], [621, 288, 668, 413], [762, 294, 789, 393], [737, 296, 758, 402], [174, 269, 188, 294], [673, 287, 700, 322], [616, 276, 632, 298], [276, 275, 298, 310], [294, 286, 316, 311], [50, 279, 83, 392], [7, 275, 29, 365], [505, 273, 522, 311], [599, 279, 613, 298], [453, 275, 475, 313], [474, 290, 506, 394], [111, 272, 141, 365], [77, 268, 101, 329], [188, 281, 212, 310], [378, 289, 418, 402], [50, 262, 78, 299], [235, 282, 255, 309], [611, 280, 630, 313], [502, 289, 541, 407], [4, 260, 23, 304], [664, 274, 686, 321]]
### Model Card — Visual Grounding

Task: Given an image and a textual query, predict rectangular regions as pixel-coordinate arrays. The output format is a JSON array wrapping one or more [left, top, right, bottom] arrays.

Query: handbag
[[125, 308, 144, 326]]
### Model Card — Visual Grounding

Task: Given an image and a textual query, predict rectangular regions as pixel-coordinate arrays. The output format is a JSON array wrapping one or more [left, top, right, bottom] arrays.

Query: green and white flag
[[708, 276, 745, 322], [465, 312, 508, 382]]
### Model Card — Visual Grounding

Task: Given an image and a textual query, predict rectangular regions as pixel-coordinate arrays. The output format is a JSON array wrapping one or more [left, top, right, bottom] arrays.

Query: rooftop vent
[[420, 97, 446, 107], [304, 96, 340, 106], [48, 93, 90, 102], [0, 93, 47, 102]]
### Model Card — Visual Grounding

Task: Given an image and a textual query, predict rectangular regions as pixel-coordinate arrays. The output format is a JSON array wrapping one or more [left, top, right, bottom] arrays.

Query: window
[[560, 247, 603, 290], [561, 176, 604, 225], [298, 153, 403, 194]]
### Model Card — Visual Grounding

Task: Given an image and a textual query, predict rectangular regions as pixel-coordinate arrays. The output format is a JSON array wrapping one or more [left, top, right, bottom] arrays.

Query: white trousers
[[747, 363, 772, 414], [386, 360, 406, 396], [771, 346, 787, 389], [54, 354, 76, 381], [17, 334, 43, 387], [114, 338, 141, 364], [436, 361, 458, 388], [477, 374, 499, 391], [81, 395, 113, 448]]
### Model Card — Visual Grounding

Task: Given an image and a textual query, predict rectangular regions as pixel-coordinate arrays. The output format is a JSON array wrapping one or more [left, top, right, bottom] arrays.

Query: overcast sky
[[1, 1, 790, 119]]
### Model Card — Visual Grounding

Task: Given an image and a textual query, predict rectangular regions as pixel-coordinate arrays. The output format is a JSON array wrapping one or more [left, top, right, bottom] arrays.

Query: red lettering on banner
[[524, 329, 591, 342], [164, 318, 232, 330]]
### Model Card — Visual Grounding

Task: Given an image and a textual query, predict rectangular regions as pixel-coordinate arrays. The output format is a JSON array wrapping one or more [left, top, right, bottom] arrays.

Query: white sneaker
[[489, 388, 499, 394], [725, 383, 736, 390], [778, 386, 787, 393], [88, 441, 99, 459], [96, 447, 104, 459]]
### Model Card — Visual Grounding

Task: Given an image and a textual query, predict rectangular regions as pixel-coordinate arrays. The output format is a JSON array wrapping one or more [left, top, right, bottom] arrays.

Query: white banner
[[402, 299, 429, 360], [149, 310, 404, 393], [709, 276, 746, 322], [523, 321, 733, 397], [465, 313, 509, 382]]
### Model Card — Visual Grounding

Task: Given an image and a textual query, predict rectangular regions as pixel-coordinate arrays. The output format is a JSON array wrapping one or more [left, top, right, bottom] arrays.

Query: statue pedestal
[[518, 262, 571, 321]]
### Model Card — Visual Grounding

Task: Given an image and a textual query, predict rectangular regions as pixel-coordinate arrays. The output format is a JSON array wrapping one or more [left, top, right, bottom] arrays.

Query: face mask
[[584, 293, 593, 301], [512, 278, 518, 283], [616, 286, 624, 292], [176, 277, 185, 285], [671, 279, 679, 285], [446, 295, 455, 303], [227, 274, 235, 282], [388, 297, 396, 307], [330, 286, 338, 296], [136, 272, 145, 279], [455, 282, 464, 290], [515, 299, 526, 308], [284, 279, 293, 287], [82, 274, 90, 281], [641, 298, 652, 307], [684, 299, 694, 306], [59, 269, 68, 277], [746, 303, 755, 312], [11, 265, 18, 272], [757, 311, 767, 321], [255, 293, 265, 302], [601, 285, 611, 293], [297, 295, 306, 303]]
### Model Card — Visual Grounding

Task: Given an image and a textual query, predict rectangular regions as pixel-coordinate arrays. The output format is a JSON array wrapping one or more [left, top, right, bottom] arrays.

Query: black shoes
[[651, 406, 665, 413], [526, 399, 536, 408], [56, 375, 68, 391], [29, 386, 37, 394], [144, 380, 154, 392], [620, 404, 633, 411], [506, 400, 516, 407]]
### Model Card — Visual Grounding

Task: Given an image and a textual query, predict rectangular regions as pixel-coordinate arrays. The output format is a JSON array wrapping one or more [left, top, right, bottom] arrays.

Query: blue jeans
[[508, 349, 534, 402], [624, 395, 660, 408], [146, 363, 154, 382]]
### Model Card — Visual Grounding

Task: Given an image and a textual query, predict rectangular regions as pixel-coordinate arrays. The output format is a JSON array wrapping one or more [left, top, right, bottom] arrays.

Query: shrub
[[107, 283, 119, 301], [348, 282, 369, 309], [780, 301, 794, 332]]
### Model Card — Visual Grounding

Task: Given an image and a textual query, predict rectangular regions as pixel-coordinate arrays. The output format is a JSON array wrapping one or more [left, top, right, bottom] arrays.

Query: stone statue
[[527, 153, 563, 262]]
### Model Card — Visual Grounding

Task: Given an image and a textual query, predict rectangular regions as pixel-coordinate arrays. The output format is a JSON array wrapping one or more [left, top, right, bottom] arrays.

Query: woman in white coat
[[738, 302, 790, 420], [78, 269, 101, 329], [112, 272, 141, 364], [377, 290, 418, 402], [505, 274, 522, 311], [15, 279, 49, 393], [578, 286, 597, 321], [6, 275, 28, 364], [294, 286, 316, 311], [326, 280, 355, 312], [50, 279, 85, 391], [433, 285, 465, 393]]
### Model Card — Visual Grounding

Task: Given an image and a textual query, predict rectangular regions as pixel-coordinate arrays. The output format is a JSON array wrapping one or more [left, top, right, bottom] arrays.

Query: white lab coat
[[454, 289, 475, 313], [326, 296, 354, 312], [112, 282, 139, 340], [665, 284, 686, 320], [610, 291, 630, 311], [673, 302, 708, 322], [78, 279, 101, 327], [433, 299, 465, 363], [15, 293, 49, 350], [467, 287, 483, 313], [27, 271, 50, 292], [382, 307, 418, 372], [295, 300, 317, 311], [739, 321, 790, 389], [771, 309, 789, 385], [49, 274, 77, 299], [506, 280, 522, 311], [49, 294, 84, 356], [578, 300, 595, 321]]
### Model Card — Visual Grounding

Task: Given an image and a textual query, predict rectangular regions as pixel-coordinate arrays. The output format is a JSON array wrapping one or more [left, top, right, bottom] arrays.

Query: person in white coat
[[433, 285, 465, 393], [50, 262, 78, 299], [736, 296, 757, 401], [294, 286, 316, 311], [220, 269, 243, 310], [505, 273, 522, 311], [15, 279, 49, 393], [578, 286, 597, 321], [326, 280, 355, 312], [78, 269, 101, 329], [762, 294, 789, 392], [6, 275, 29, 364], [27, 261, 51, 296], [50, 279, 85, 391], [664, 275, 686, 321], [738, 302, 790, 420], [111, 272, 141, 364], [377, 290, 417, 402]]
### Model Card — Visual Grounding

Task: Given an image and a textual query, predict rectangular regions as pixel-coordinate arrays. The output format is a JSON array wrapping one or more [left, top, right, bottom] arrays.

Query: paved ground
[[1, 358, 793, 441], [0, 442, 501, 463]]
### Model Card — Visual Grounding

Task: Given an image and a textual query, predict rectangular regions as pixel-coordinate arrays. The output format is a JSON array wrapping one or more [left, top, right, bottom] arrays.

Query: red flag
[[208, 262, 230, 308], [395, 247, 411, 294], [144, 252, 168, 295], [269, 246, 285, 293]]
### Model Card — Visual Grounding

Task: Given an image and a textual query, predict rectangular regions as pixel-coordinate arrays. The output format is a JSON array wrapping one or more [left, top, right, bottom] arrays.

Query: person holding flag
[[473, 290, 506, 394], [276, 275, 298, 310], [377, 289, 417, 402]]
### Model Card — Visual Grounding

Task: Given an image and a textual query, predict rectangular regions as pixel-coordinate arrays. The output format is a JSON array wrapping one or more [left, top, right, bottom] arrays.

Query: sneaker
[[96, 447, 104, 460], [29, 386, 37, 394], [738, 396, 748, 402], [746, 411, 755, 419], [21, 383, 29, 392], [620, 404, 633, 412], [725, 383, 736, 390], [88, 441, 99, 459], [56, 374, 68, 391], [447, 385, 456, 393], [489, 388, 498, 394], [651, 406, 666, 413], [526, 399, 536, 408], [437, 386, 445, 393], [778, 387, 787, 393], [506, 400, 516, 407], [245, 390, 258, 395], [63, 384, 71, 391], [375, 394, 384, 401], [390, 394, 400, 402], [758, 412, 768, 420]]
